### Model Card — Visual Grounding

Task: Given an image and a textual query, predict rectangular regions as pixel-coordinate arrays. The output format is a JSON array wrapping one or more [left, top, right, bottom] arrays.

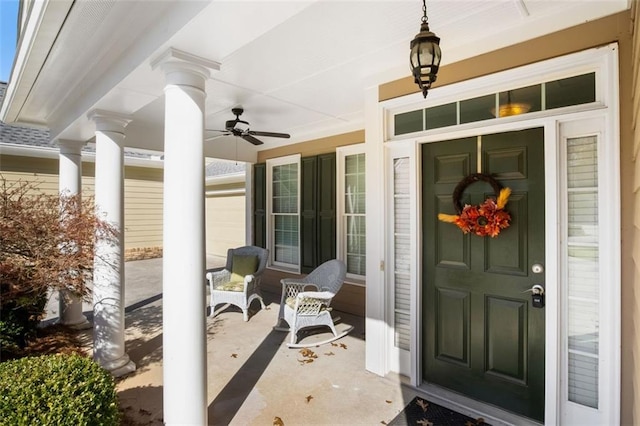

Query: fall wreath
[[438, 173, 511, 238]]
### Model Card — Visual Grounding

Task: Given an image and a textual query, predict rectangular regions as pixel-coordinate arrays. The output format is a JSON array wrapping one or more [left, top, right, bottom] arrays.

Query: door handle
[[525, 284, 545, 308], [529, 284, 544, 295]]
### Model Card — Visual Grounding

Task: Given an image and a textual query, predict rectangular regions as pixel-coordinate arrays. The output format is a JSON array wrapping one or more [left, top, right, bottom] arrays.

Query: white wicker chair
[[206, 246, 269, 321], [274, 259, 350, 348]]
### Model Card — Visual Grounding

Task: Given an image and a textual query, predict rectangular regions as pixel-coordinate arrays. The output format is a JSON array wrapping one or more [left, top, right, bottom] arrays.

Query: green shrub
[[0, 292, 47, 358], [0, 354, 120, 425]]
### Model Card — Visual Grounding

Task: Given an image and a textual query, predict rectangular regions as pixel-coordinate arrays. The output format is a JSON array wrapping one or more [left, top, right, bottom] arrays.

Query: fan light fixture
[[410, 0, 441, 98]]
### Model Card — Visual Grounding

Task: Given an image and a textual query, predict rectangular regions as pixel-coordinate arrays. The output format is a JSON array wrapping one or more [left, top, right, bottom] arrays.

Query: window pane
[[346, 215, 366, 275], [394, 311, 410, 350], [395, 110, 423, 135], [460, 94, 495, 124], [344, 153, 366, 215], [393, 157, 411, 350], [565, 134, 600, 409], [546, 73, 596, 110], [497, 84, 541, 117], [568, 352, 598, 409], [426, 102, 457, 130], [567, 136, 598, 188], [272, 163, 298, 214], [274, 214, 299, 264]]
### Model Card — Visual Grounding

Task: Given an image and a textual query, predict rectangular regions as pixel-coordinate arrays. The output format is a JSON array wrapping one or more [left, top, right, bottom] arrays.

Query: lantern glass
[[411, 39, 441, 70]]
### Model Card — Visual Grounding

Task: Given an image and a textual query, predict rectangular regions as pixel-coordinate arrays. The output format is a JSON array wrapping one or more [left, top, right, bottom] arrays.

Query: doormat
[[387, 396, 491, 426]]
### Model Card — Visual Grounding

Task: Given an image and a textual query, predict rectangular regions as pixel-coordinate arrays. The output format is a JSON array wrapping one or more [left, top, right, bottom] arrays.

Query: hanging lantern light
[[410, 0, 441, 98]]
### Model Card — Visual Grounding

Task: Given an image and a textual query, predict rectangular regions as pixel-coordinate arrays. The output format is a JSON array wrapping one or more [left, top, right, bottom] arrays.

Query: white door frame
[[366, 44, 620, 425]]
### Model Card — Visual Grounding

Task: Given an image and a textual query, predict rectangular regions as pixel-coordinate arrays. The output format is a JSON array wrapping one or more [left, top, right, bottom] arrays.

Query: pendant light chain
[[422, 0, 428, 24]]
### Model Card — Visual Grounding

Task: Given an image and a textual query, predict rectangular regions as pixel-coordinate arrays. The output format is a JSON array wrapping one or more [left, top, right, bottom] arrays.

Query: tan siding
[[0, 154, 166, 255], [625, 2, 640, 425], [257, 130, 364, 163], [124, 172, 163, 250], [1, 170, 60, 195], [205, 194, 246, 257]]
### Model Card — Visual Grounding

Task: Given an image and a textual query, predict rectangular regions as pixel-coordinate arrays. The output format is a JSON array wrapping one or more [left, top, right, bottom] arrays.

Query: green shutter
[[253, 163, 266, 248], [300, 156, 317, 273], [317, 153, 336, 264]]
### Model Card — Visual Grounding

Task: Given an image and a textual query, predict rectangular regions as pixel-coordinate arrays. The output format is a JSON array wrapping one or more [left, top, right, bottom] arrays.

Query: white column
[[152, 48, 219, 426], [57, 139, 91, 329], [89, 110, 136, 377]]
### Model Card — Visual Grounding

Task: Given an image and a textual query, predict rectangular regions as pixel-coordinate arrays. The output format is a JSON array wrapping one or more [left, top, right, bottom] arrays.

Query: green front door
[[422, 128, 545, 421]]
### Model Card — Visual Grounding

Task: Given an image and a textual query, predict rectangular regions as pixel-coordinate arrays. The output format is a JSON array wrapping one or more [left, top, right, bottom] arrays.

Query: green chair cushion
[[230, 254, 259, 283]]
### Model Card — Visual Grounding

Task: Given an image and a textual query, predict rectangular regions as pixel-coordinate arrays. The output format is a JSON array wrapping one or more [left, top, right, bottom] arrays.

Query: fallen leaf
[[339, 343, 347, 349], [324, 351, 335, 356], [139, 408, 152, 416], [417, 420, 433, 426], [331, 342, 339, 347], [297, 358, 314, 365], [476, 418, 485, 425], [385, 400, 392, 404], [273, 416, 284, 426], [416, 398, 429, 412], [380, 422, 388, 425], [299, 348, 317, 358], [231, 353, 238, 358], [305, 395, 313, 403]]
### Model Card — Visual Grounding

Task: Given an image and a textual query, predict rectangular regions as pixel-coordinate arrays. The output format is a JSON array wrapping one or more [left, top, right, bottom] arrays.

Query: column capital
[[87, 109, 132, 133], [57, 139, 86, 155], [151, 47, 220, 89]]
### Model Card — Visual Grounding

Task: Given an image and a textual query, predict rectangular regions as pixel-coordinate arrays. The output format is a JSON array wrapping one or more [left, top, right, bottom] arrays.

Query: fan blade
[[242, 134, 264, 145], [205, 134, 227, 142], [204, 130, 231, 142], [248, 130, 291, 139]]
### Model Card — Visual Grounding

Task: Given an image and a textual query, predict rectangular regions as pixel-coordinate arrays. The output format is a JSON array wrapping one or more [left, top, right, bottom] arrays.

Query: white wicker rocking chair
[[274, 259, 351, 348], [206, 246, 269, 321]]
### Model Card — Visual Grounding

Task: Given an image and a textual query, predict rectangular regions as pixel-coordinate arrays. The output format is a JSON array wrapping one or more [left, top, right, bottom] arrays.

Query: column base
[[99, 354, 137, 378], [110, 360, 137, 378], [58, 316, 92, 330]]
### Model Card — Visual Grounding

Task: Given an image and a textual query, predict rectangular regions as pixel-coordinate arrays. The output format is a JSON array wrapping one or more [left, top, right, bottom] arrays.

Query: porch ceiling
[[1, 0, 629, 161]]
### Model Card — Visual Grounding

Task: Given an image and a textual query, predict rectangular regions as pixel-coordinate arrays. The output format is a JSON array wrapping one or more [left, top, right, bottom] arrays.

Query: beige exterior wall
[[1, 154, 164, 259], [2, 154, 249, 260], [205, 190, 246, 257], [628, 2, 640, 424]]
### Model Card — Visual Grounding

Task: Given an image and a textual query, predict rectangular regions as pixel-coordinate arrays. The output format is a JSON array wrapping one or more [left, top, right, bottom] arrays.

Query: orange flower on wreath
[[439, 187, 512, 238]]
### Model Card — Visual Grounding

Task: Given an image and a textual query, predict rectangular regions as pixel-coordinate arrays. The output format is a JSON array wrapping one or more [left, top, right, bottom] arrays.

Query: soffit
[[4, 0, 630, 156]]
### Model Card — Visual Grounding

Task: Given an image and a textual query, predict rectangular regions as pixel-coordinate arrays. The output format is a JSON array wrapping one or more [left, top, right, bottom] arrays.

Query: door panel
[[423, 128, 545, 422], [435, 288, 470, 366]]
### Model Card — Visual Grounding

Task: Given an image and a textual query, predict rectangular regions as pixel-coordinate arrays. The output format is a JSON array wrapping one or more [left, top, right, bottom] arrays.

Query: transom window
[[394, 72, 596, 136]]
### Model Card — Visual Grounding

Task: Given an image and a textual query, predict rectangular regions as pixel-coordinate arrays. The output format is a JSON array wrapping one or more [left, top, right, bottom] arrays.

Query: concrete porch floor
[[90, 258, 419, 425]]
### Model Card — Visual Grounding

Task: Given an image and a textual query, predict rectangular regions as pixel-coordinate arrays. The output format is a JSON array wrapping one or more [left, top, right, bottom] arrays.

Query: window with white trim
[[337, 145, 366, 281], [267, 155, 300, 269], [390, 156, 411, 350]]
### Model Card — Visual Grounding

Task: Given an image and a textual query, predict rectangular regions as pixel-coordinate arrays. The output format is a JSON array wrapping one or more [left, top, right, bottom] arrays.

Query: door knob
[[529, 284, 544, 295]]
